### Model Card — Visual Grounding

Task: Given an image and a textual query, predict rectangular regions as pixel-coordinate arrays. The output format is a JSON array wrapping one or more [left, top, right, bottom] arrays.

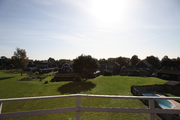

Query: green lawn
[[0, 71, 167, 120]]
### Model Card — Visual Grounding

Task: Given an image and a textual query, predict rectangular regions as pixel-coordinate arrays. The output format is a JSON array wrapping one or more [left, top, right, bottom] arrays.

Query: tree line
[[1, 47, 180, 76]]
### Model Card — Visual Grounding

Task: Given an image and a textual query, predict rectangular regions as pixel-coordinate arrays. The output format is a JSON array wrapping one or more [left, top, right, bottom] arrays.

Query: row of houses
[[157, 61, 180, 81], [121, 60, 180, 81], [1, 58, 180, 81]]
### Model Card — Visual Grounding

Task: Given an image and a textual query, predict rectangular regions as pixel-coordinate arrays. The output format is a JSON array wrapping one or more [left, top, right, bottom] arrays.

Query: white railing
[[0, 94, 180, 120]]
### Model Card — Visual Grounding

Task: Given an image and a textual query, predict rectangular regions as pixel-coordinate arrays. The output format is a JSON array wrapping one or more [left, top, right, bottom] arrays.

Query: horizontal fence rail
[[0, 94, 180, 120]]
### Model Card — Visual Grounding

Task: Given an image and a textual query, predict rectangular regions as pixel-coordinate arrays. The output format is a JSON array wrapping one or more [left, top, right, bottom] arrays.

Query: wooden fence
[[0, 94, 180, 120]]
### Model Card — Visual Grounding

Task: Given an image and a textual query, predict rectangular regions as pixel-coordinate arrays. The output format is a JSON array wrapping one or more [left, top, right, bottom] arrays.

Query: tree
[[48, 57, 55, 63], [130, 55, 140, 66], [177, 57, 180, 61], [161, 55, 171, 62], [13, 47, 28, 76], [73, 54, 99, 81], [107, 57, 116, 61], [145, 55, 160, 69], [0, 56, 8, 62], [115, 56, 129, 67]]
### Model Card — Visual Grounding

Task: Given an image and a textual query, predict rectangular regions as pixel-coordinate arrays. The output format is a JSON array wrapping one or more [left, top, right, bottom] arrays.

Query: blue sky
[[0, 0, 180, 60]]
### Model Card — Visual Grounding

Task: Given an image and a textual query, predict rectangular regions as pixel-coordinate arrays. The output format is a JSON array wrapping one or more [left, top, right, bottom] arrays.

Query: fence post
[[76, 96, 81, 120], [0, 102, 2, 114], [149, 99, 155, 120]]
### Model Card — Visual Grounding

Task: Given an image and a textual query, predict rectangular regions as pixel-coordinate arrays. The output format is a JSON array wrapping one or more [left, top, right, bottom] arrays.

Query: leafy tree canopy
[[13, 47, 28, 76], [145, 55, 160, 69], [177, 57, 180, 61], [48, 57, 55, 63], [107, 57, 116, 61], [130, 55, 140, 66], [161, 55, 171, 62], [115, 56, 129, 67], [73, 54, 99, 81]]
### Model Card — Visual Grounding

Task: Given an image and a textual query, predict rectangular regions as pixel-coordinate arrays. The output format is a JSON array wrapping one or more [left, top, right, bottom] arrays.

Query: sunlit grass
[[0, 71, 167, 120]]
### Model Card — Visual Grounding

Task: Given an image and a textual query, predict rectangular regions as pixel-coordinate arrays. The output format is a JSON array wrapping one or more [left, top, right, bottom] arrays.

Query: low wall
[[131, 84, 166, 94]]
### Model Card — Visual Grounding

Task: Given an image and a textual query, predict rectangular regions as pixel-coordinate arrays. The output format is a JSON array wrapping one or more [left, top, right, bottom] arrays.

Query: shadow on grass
[[18, 78, 38, 81], [0, 77, 14, 81], [57, 81, 96, 94]]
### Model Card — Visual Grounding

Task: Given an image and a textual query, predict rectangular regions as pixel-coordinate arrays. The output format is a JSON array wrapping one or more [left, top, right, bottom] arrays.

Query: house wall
[[112, 66, 120, 74], [59, 63, 73, 73]]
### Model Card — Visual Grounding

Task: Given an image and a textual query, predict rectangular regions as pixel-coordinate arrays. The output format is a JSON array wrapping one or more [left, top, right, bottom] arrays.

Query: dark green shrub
[[138, 68, 148, 77], [27, 71, 33, 76], [35, 71, 39, 75], [121, 66, 126, 71], [161, 74, 169, 79], [104, 70, 112, 76]]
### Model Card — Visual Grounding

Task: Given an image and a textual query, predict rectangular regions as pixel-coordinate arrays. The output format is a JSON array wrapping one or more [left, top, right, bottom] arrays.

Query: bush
[[104, 70, 112, 76], [35, 71, 39, 75], [138, 68, 148, 77], [27, 71, 33, 76], [121, 66, 126, 71], [161, 74, 169, 79]]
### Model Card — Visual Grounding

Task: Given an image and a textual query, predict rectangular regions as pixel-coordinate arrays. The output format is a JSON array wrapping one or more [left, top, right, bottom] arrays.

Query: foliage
[[121, 65, 126, 71], [115, 56, 129, 67], [3, 69, 22, 74], [35, 71, 39, 75], [12, 47, 28, 76], [48, 57, 55, 63], [161, 55, 171, 62], [27, 71, 33, 76], [161, 74, 169, 80], [130, 55, 140, 66], [138, 68, 148, 77], [59, 59, 72, 64], [73, 54, 99, 81], [145, 55, 160, 69], [107, 57, 116, 61], [103, 70, 112, 76], [177, 57, 180, 61], [0, 56, 9, 62]]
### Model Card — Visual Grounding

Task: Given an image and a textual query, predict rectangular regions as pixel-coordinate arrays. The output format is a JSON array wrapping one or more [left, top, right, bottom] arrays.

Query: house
[[52, 73, 80, 81], [106, 61, 120, 75], [120, 67, 138, 76], [0, 61, 11, 69], [58, 63, 73, 73], [98, 64, 107, 75], [134, 61, 153, 76], [120, 61, 152, 76], [54, 63, 79, 81], [80, 70, 101, 78], [133, 61, 152, 70], [35, 61, 58, 74], [37, 62, 48, 69], [26, 63, 37, 72], [157, 61, 180, 81]]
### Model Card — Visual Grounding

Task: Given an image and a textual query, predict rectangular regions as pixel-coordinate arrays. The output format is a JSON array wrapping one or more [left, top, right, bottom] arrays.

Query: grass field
[[0, 71, 168, 120]]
